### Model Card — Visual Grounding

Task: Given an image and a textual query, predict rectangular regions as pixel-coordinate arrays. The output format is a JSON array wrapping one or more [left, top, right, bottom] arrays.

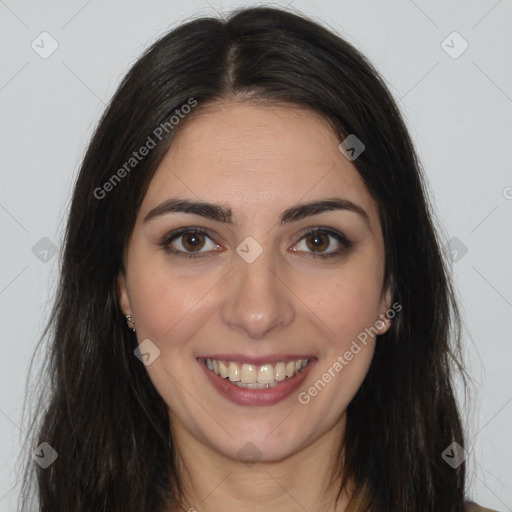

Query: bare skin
[[118, 101, 392, 511]]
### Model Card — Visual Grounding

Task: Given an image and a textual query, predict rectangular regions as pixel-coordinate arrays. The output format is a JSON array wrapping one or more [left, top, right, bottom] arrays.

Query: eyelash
[[159, 227, 353, 260]]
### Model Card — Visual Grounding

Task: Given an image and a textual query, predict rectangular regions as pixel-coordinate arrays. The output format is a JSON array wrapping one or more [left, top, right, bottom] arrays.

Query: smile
[[199, 356, 316, 406]]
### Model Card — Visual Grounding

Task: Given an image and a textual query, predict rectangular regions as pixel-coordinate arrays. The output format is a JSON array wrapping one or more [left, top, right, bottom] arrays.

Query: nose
[[219, 247, 295, 340]]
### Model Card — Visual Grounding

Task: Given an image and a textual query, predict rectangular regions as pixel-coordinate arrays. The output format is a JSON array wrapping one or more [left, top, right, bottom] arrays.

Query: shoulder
[[465, 501, 500, 512]]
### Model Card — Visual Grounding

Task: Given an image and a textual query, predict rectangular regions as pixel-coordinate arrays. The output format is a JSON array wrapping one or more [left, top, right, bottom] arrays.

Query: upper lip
[[198, 354, 316, 365]]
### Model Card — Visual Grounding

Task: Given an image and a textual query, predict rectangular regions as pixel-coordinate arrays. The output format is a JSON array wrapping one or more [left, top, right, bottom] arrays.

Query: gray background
[[1, 0, 511, 510]]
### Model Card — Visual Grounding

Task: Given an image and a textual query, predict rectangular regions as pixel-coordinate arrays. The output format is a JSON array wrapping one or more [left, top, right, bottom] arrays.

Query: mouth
[[198, 356, 316, 406]]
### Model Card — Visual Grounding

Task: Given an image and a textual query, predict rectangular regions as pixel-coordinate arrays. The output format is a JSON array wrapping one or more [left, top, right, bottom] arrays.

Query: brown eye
[[181, 232, 206, 252], [161, 228, 220, 258], [304, 232, 330, 252], [292, 228, 353, 258]]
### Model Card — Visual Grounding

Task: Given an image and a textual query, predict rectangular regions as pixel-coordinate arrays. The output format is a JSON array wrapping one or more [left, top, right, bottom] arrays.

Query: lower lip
[[199, 359, 316, 406]]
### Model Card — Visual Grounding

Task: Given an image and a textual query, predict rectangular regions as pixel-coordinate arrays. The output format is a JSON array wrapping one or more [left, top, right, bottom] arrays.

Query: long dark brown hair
[[19, 6, 468, 511]]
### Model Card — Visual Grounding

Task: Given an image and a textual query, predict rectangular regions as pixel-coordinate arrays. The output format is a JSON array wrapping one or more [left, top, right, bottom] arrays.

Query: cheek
[[296, 270, 380, 414], [294, 263, 384, 345], [301, 262, 383, 412], [126, 249, 226, 357], [126, 259, 220, 409]]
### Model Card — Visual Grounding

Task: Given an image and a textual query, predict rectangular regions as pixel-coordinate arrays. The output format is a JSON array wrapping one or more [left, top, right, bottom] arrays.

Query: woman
[[19, 6, 498, 511]]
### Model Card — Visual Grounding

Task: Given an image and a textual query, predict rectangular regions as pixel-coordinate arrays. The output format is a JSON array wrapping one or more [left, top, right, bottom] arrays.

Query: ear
[[117, 272, 133, 315], [376, 285, 393, 335]]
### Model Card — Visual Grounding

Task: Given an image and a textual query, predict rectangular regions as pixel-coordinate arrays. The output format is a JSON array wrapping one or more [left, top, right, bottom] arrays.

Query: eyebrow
[[143, 197, 370, 227]]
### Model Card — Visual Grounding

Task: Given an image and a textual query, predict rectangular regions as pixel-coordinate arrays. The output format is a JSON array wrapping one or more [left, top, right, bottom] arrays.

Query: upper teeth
[[206, 358, 309, 385]]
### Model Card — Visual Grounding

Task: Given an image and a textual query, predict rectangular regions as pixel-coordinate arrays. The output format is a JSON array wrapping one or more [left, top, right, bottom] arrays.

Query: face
[[118, 101, 392, 464]]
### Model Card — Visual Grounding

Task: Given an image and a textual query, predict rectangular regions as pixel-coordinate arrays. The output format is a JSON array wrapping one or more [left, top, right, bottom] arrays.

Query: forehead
[[139, 101, 380, 227]]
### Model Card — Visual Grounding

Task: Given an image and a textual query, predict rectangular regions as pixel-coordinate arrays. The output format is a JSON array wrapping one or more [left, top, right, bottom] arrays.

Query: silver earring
[[125, 314, 136, 332]]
